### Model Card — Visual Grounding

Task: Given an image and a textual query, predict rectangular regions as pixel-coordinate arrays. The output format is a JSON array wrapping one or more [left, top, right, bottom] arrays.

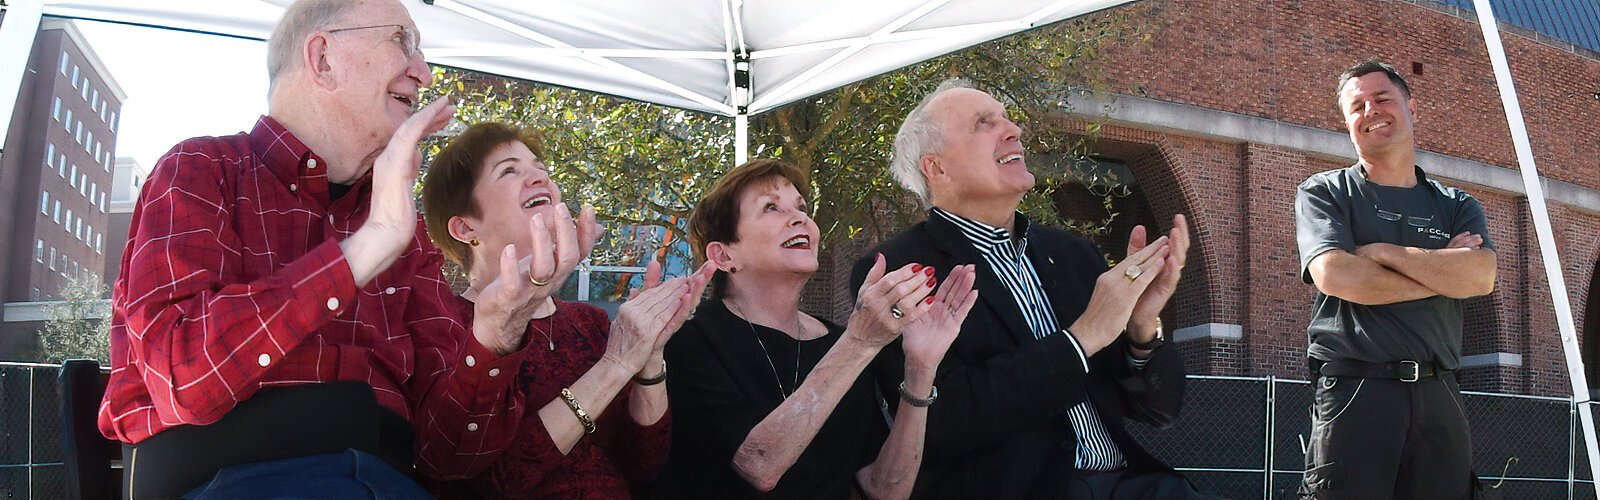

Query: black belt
[[1317, 359, 1447, 382], [123, 381, 414, 499]]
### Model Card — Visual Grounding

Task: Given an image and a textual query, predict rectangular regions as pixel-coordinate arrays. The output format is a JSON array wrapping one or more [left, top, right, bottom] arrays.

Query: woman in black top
[[656, 159, 978, 500]]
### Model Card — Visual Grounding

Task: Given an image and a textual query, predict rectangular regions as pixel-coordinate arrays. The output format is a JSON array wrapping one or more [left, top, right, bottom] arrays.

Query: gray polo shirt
[[1295, 164, 1493, 370]]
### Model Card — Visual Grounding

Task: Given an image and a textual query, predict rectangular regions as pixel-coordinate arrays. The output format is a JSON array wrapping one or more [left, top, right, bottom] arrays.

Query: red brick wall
[[1051, 0, 1600, 396]]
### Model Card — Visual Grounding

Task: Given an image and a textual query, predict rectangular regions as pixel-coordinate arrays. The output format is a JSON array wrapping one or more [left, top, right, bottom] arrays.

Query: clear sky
[[76, 20, 268, 169]]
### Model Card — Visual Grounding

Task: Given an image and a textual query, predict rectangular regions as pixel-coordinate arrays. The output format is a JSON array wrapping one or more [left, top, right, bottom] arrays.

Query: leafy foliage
[[39, 275, 111, 364]]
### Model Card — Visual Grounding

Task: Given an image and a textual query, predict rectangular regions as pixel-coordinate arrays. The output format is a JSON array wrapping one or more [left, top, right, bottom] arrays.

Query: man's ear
[[305, 32, 338, 90], [705, 241, 737, 272], [447, 215, 477, 246], [1407, 96, 1419, 122]]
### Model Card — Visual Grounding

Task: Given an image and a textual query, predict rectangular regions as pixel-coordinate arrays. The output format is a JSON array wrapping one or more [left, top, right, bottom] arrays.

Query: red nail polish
[[924, 266, 936, 276], [924, 296, 935, 305], [926, 277, 937, 287], [911, 263, 922, 273]]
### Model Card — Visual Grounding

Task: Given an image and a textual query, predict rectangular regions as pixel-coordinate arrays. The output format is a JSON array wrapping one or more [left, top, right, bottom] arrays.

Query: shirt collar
[[929, 207, 1031, 250], [249, 115, 372, 210]]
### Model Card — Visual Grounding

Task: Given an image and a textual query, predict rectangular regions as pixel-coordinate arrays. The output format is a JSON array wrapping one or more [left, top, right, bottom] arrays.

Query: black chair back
[[58, 359, 120, 500]]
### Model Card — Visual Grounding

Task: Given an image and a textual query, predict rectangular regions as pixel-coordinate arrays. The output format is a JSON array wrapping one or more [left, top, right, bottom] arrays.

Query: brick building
[[0, 19, 123, 360], [1033, 0, 1600, 397]]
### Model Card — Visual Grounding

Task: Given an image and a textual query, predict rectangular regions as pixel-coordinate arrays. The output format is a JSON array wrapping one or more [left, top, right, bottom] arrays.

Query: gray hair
[[266, 0, 358, 94], [891, 77, 974, 206]]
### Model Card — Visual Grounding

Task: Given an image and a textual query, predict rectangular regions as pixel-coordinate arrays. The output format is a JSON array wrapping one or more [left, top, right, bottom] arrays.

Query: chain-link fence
[[1128, 375, 1597, 499], [1, 362, 69, 500], [4, 363, 1599, 499]]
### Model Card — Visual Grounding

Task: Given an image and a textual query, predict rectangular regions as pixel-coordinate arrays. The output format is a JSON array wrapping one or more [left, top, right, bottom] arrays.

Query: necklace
[[729, 300, 804, 400], [532, 320, 555, 351]]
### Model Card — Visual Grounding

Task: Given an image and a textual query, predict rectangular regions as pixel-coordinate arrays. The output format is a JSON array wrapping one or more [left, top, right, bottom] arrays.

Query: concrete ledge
[[1062, 92, 1600, 213], [1460, 352, 1524, 368], [1173, 323, 1242, 343], [3, 300, 110, 322]]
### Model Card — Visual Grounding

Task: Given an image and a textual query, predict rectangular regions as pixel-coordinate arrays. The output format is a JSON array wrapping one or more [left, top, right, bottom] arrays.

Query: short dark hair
[[420, 122, 545, 272], [1337, 60, 1412, 101], [687, 158, 810, 299]]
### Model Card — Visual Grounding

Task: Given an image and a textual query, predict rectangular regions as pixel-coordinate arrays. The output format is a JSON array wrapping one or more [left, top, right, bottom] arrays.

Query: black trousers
[[1300, 372, 1475, 500]]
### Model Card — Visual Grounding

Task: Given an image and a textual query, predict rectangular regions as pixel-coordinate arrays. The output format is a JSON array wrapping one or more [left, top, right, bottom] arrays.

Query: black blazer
[[851, 212, 1186, 500]]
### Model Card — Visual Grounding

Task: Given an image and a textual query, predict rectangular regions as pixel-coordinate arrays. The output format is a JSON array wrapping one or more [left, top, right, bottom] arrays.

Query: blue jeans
[[183, 449, 430, 500]]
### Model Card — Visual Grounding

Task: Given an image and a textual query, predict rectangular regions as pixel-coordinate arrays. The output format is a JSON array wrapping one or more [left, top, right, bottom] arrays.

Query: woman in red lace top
[[421, 122, 711, 498]]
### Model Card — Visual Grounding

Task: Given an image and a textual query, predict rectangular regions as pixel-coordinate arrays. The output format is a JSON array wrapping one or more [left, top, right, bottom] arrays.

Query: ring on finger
[[890, 306, 905, 319], [530, 273, 553, 287], [1124, 265, 1143, 282]]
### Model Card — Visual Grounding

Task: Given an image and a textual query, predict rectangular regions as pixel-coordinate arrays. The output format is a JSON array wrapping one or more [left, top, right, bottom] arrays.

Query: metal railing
[[3, 362, 1596, 499]]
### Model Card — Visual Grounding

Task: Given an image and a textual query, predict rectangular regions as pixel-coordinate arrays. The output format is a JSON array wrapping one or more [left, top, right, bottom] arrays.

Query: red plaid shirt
[[98, 116, 531, 479]]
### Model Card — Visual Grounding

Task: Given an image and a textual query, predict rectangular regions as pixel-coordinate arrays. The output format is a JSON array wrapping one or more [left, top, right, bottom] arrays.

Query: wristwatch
[[1128, 318, 1165, 351], [898, 381, 938, 407]]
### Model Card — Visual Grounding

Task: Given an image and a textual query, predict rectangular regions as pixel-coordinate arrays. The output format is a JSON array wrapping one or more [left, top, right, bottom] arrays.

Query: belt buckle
[[1399, 360, 1420, 382]]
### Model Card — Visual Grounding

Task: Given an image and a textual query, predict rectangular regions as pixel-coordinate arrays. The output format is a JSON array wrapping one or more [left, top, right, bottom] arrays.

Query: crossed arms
[[1307, 233, 1496, 305]]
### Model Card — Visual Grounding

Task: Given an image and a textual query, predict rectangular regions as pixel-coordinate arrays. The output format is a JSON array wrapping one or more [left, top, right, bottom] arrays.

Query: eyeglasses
[[327, 24, 421, 59]]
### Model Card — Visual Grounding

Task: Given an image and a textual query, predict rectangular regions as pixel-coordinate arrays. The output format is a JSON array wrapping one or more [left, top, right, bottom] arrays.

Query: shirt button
[[385, 287, 396, 295], [467, 423, 479, 432], [465, 355, 476, 367], [307, 158, 318, 169], [326, 297, 340, 311], [488, 368, 501, 377], [258, 353, 271, 367], [289, 183, 297, 192]]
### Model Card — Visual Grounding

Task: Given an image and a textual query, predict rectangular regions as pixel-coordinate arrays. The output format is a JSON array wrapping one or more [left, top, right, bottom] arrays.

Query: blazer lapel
[[925, 213, 1036, 347]]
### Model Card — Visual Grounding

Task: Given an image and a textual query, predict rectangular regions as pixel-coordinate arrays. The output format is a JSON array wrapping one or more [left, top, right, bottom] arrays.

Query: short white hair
[[891, 78, 974, 206], [266, 0, 358, 94]]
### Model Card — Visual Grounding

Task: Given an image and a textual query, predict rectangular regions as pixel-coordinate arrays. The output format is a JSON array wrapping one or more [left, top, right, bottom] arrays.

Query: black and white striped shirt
[[931, 208, 1130, 472]]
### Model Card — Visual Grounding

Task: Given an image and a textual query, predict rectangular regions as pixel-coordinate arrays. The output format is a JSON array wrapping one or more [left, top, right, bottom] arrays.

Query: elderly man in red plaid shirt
[[95, 0, 581, 496]]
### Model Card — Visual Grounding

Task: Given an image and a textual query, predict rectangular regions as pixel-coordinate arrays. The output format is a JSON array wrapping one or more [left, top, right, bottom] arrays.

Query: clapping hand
[[848, 254, 939, 348]]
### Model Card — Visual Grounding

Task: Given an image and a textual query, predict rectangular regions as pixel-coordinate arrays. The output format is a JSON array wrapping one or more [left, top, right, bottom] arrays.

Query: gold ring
[[1124, 265, 1142, 282], [530, 274, 552, 287]]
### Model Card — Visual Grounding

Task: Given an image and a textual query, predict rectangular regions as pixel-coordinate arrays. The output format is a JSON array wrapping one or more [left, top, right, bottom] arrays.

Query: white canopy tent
[[0, 0, 1592, 494]]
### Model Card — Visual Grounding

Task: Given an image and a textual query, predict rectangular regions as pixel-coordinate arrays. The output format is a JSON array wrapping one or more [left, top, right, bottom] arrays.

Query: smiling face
[[925, 88, 1032, 206], [718, 178, 821, 277], [459, 140, 563, 265], [1339, 72, 1417, 160], [321, 0, 431, 152]]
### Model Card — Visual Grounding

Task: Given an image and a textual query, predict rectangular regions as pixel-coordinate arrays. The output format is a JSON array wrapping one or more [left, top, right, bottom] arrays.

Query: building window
[[48, 248, 56, 270], [70, 165, 78, 187], [99, 192, 107, 212], [76, 219, 83, 240], [72, 65, 80, 87], [81, 82, 90, 101], [66, 209, 73, 232], [75, 121, 82, 143], [53, 200, 61, 223], [85, 131, 94, 153], [91, 89, 99, 110], [31, 288, 41, 301], [58, 158, 67, 177], [52, 98, 61, 121], [109, 111, 118, 132], [64, 109, 72, 130], [35, 240, 44, 263], [59, 53, 69, 74], [80, 176, 88, 197], [96, 234, 103, 254], [40, 191, 49, 214]]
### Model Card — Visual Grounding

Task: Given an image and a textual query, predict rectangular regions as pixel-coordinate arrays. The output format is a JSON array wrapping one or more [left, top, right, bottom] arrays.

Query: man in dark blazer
[[852, 79, 1213, 500]]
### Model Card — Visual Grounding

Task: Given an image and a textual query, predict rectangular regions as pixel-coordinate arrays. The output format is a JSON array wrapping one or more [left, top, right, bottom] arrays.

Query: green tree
[[420, 7, 1159, 281], [39, 275, 111, 364]]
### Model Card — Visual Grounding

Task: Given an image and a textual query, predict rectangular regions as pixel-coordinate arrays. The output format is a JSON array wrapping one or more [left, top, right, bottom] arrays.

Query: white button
[[258, 353, 271, 366], [327, 214, 334, 224], [465, 355, 476, 367], [307, 158, 318, 169], [326, 297, 340, 311], [289, 183, 297, 192], [385, 287, 396, 295], [488, 368, 501, 377], [467, 423, 479, 432]]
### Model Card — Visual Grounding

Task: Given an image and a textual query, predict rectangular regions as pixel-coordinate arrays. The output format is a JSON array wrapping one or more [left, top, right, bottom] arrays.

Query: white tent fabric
[[31, 0, 1132, 117]]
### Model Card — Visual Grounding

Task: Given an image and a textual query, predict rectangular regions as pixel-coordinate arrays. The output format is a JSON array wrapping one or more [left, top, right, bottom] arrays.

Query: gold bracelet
[[559, 387, 596, 434]]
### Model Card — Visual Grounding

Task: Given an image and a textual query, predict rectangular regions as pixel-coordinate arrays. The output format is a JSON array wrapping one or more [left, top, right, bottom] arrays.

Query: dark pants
[[1069, 469, 1221, 500], [1300, 372, 1475, 500], [183, 449, 430, 500]]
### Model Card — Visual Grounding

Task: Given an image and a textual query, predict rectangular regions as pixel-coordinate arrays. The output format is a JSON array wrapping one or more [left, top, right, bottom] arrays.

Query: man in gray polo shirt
[[1296, 60, 1497, 500]]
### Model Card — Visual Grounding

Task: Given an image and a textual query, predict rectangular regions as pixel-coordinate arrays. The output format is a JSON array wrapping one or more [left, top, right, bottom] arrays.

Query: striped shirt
[[930, 208, 1129, 471]]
